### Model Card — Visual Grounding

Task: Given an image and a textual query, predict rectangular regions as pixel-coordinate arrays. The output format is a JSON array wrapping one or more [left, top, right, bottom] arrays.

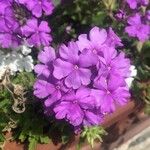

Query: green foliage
[[80, 126, 107, 148], [0, 89, 12, 143], [12, 72, 35, 90], [0, 72, 51, 150]]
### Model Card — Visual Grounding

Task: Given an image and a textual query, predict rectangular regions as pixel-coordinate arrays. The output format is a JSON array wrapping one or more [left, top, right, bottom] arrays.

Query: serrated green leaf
[[81, 126, 107, 148]]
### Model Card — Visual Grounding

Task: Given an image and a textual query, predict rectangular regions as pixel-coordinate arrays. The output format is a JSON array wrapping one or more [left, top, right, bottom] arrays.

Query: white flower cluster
[[0, 45, 34, 79], [126, 65, 137, 88]]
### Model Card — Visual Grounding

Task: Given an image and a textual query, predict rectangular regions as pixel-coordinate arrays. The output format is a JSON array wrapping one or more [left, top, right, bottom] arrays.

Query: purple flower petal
[[53, 58, 73, 79], [34, 64, 50, 78], [79, 49, 99, 67], [45, 90, 61, 107], [59, 42, 79, 63], [89, 26, 107, 47], [77, 34, 92, 51], [78, 68, 91, 86], [38, 46, 56, 64], [65, 71, 81, 89], [34, 80, 55, 98]]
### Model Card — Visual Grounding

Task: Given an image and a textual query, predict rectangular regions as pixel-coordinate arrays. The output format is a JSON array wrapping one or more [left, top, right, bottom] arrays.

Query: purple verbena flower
[[77, 26, 122, 54], [126, 0, 149, 9], [33, 26, 132, 130], [22, 18, 52, 47], [125, 13, 150, 41], [34, 78, 69, 108], [53, 42, 97, 89], [98, 47, 131, 78], [54, 87, 102, 127], [22, 0, 54, 18], [105, 27, 123, 47], [91, 74, 130, 113], [115, 9, 126, 20], [0, 0, 53, 48], [34, 46, 56, 78]]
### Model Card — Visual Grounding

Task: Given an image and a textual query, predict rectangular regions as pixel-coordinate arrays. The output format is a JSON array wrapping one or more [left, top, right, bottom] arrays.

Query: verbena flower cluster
[[34, 27, 132, 130], [115, 0, 150, 42], [0, 0, 54, 49]]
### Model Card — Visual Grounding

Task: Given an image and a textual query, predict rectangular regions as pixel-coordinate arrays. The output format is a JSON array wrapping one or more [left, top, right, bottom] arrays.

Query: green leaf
[[81, 126, 107, 148], [18, 132, 27, 142], [40, 135, 50, 144], [12, 72, 35, 90], [28, 137, 37, 150], [0, 134, 5, 142]]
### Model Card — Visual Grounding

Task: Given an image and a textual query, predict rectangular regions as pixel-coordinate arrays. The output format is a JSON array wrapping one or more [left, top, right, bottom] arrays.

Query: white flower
[[0, 65, 6, 80], [125, 65, 137, 88], [21, 45, 32, 55], [17, 55, 34, 72], [4, 52, 19, 74], [0, 44, 34, 76]]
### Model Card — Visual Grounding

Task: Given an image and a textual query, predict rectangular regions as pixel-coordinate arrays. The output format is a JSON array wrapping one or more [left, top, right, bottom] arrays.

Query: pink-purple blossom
[[125, 13, 150, 41], [21, 0, 54, 18], [22, 19, 52, 47], [33, 26, 131, 130], [77, 26, 122, 53], [126, 0, 149, 9], [0, 0, 54, 48], [53, 42, 96, 89], [34, 46, 56, 78]]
